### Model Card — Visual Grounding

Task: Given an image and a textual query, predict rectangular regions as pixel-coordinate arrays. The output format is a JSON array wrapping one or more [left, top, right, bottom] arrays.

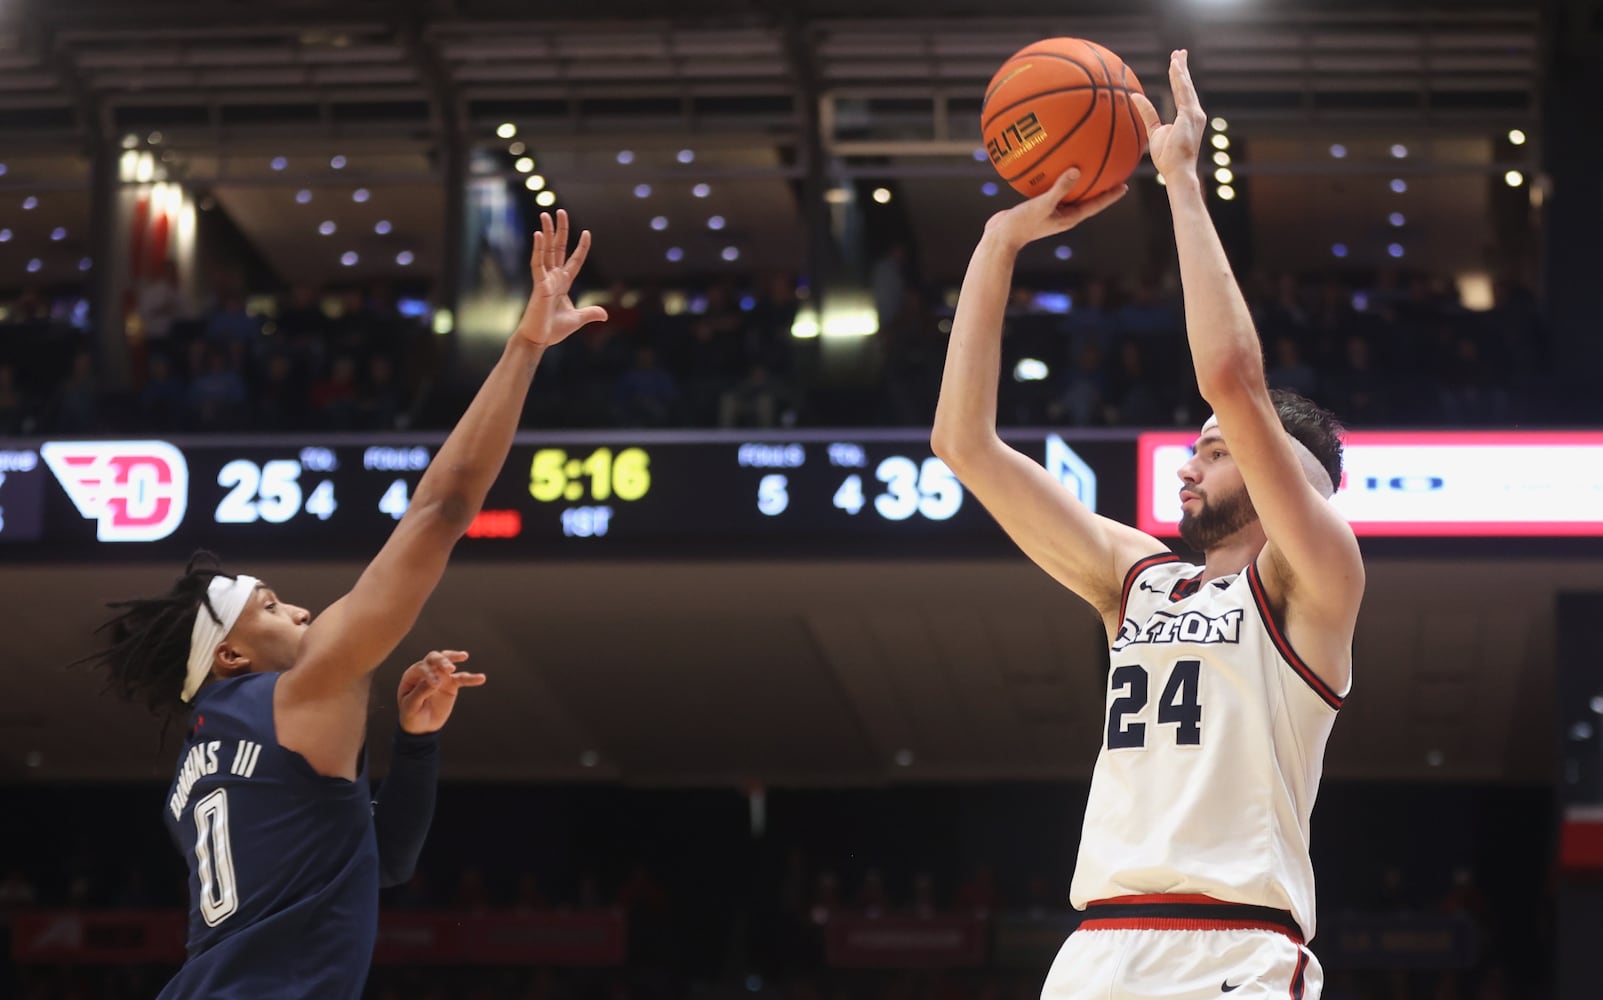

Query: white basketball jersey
[[1068, 552, 1348, 940]]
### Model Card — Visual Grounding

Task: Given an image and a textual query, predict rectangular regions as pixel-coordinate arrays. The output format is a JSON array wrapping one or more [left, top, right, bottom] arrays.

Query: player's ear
[[214, 643, 251, 679]]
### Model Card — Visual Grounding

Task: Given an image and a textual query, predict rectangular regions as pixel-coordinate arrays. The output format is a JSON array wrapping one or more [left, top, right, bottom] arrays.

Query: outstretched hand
[[1131, 50, 1208, 183], [397, 650, 485, 735], [983, 167, 1128, 253], [514, 210, 609, 348]]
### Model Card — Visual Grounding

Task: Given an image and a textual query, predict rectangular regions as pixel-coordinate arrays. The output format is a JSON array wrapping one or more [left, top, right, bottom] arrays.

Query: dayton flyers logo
[[41, 441, 189, 541]]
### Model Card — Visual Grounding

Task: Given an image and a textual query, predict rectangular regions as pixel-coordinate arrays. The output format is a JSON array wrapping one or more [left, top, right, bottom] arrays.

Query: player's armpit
[[937, 436, 1166, 628]]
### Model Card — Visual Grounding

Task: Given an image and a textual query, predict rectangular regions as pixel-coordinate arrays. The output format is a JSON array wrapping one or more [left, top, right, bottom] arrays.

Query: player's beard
[[1178, 486, 1258, 552]]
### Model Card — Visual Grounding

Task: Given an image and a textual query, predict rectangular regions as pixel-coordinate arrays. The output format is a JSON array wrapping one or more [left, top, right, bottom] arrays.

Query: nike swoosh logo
[[1221, 983, 1240, 993]]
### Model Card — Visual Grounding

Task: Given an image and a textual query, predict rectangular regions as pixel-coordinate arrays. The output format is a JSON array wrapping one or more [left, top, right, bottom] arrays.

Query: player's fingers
[[563, 229, 592, 279], [540, 212, 555, 269], [449, 672, 488, 687], [1170, 50, 1201, 113], [441, 650, 470, 663], [529, 231, 544, 277], [1130, 93, 1162, 136], [553, 209, 570, 268], [1063, 184, 1128, 225], [1041, 167, 1081, 204]]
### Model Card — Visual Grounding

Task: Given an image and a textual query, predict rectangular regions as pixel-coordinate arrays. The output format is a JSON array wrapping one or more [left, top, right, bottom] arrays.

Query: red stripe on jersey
[[1118, 552, 1182, 626], [1246, 562, 1344, 711], [1291, 946, 1310, 999]]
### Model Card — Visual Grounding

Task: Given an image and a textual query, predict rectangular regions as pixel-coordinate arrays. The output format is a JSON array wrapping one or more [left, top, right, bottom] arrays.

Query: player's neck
[[1201, 529, 1266, 582]]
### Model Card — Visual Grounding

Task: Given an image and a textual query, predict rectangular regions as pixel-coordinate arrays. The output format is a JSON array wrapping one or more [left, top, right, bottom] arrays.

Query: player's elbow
[[930, 426, 991, 476], [378, 860, 417, 889], [1194, 355, 1267, 408], [412, 493, 478, 539]]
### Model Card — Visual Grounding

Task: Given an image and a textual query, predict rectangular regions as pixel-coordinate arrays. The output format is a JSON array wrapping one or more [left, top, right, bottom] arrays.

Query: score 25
[[529, 447, 651, 504]]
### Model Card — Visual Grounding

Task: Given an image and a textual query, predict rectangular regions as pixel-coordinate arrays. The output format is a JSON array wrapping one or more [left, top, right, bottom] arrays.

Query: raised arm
[[277, 211, 606, 775], [932, 170, 1165, 628], [1134, 52, 1363, 686]]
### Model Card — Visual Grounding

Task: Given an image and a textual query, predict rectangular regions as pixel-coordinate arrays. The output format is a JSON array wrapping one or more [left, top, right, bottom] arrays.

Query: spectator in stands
[[613, 346, 679, 426], [0, 363, 28, 434], [136, 260, 189, 347], [187, 345, 248, 429], [138, 352, 188, 431], [47, 349, 99, 433], [311, 355, 361, 428]]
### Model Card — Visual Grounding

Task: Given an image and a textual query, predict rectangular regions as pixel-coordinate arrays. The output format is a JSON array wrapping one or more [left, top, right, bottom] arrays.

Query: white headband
[[183, 575, 260, 703]]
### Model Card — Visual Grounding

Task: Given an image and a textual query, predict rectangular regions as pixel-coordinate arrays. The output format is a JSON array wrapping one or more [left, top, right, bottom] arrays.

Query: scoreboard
[[1, 430, 1599, 562]]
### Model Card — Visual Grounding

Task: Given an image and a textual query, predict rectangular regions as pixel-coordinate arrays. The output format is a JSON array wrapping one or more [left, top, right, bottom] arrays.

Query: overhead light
[[1217, 185, 1236, 200], [50, 227, 66, 241], [1210, 117, 1228, 131], [1391, 144, 1408, 159], [579, 751, 600, 768], [1507, 129, 1527, 146], [0, 229, 11, 242], [1156, 173, 1167, 187], [981, 182, 998, 196], [147, 131, 163, 144], [666, 246, 684, 262], [1054, 245, 1072, 260], [1013, 358, 1049, 381], [634, 184, 652, 198], [515, 157, 534, 173], [824, 187, 851, 204], [692, 183, 711, 198], [1387, 243, 1405, 258], [296, 189, 312, 204], [893, 749, 915, 768], [121, 134, 139, 149], [26, 258, 41, 273], [1390, 179, 1407, 193], [677, 149, 695, 164], [507, 141, 526, 156], [535, 190, 556, 207], [1504, 170, 1525, 187], [1329, 144, 1347, 159], [1211, 134, 1229, 150], [318, 220, 336, 235], [0, 163, 6, 176], [616, 150, 634, 164], [1426, 749, 1444, 767], [352, 188, 370, 203], [721, 246, 740, 261], [330, 154, 347, 169], [21, 196, 37, 210], [340, 251, 358, 266], [872, 187, 892, 204], [707, 215, 726, 230], [524, 174, 545, 191], [1213, 151, 1231, 166], [1331, 243, 1348, 258], [1389, 212, 1405, 227], [496, 123, 517, 139], [1214, 167, 1234, 184], [78, 257, 92, 271], [396, 251, 414, 266], [270, 156, 287, 171], [650, 216, 668, 231], [374, 220, 392, 235]]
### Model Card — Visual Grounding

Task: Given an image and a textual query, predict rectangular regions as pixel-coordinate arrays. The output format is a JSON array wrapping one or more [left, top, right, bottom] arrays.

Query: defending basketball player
[[79, 211, 608, 999], [933, 51, 1361, 998]]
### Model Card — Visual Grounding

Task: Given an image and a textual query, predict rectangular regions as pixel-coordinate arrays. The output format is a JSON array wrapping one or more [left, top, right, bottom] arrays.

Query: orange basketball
[[981, 37, 1147, 201]]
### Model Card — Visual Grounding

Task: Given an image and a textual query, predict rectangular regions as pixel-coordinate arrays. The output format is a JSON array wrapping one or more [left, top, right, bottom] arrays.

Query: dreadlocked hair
[[74, 551, 238, 719]]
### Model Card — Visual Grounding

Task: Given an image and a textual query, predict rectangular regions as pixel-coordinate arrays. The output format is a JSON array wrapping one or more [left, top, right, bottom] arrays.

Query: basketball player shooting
[[933, 51, 1361, 998], [78, 211, 608, 1000]]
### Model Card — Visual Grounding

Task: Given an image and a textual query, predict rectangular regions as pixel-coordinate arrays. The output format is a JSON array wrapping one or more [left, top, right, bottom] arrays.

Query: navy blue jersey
[[158, 672, 379, 999]]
